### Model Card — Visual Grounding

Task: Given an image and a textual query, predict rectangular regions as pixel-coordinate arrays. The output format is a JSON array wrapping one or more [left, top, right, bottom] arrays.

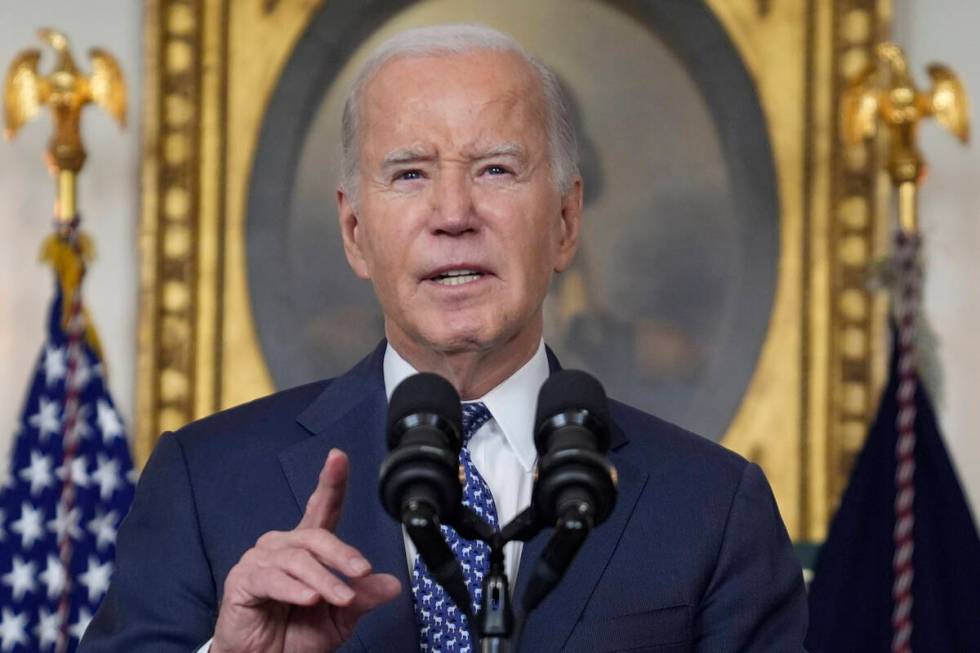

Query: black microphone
[[523, 370, 618, 612], [379, 372, 463, 522], [377, 372, 474, 618]]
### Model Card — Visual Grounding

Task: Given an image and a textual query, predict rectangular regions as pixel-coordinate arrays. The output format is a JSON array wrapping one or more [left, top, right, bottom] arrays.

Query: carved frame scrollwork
[[825, 0, 892, 515]]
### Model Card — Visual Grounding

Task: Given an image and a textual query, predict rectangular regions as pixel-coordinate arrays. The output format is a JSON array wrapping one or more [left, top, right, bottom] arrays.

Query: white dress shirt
[[200, 341, 546, 652], [384, 340, 546, 586]]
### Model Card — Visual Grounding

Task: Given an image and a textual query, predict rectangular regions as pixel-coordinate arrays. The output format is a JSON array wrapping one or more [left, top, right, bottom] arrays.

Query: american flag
[[0, 282, 135, 652]]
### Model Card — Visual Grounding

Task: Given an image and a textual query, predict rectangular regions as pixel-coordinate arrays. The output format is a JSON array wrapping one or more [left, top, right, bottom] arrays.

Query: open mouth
[[429, 269, 485, 287]]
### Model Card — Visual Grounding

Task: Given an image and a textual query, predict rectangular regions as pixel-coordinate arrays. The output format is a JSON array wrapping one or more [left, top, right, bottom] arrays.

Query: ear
[[337, 187, 371, 280], [554, 176, 583, 273]]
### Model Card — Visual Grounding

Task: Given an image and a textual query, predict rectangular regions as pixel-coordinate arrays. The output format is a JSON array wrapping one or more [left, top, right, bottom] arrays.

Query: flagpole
[[56, 171, 77, 223], [4, 27, 127, 652], [890, 121, 923, 653], [892, 216, 919, 653], [842, 42, 969, 653], [897, 182, 917, 235]]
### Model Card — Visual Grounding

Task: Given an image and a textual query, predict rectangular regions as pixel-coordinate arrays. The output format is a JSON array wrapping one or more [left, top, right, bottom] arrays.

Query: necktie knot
[[461, 402, 492, 445]]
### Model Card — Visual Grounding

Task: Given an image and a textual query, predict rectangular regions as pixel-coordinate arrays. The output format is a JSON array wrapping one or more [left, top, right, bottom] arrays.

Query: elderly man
[[82, 24, 807, 652]]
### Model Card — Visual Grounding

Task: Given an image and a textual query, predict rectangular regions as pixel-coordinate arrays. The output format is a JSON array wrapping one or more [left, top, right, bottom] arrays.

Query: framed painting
[[138, 0, 892, 540]]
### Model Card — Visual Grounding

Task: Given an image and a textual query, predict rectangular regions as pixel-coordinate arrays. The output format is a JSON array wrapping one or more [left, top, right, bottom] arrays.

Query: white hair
[[340, 23, 579, 201]]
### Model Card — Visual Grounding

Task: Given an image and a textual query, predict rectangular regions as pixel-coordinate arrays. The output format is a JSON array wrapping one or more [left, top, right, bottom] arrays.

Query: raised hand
[[211, 449, 402, 653]]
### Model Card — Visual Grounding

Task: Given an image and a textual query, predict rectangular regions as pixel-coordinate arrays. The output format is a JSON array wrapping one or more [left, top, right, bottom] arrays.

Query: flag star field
[[0, 291, 135, 651]]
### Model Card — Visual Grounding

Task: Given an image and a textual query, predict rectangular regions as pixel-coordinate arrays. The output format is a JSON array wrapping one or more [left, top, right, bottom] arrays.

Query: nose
[[430, 169, 477, 236]]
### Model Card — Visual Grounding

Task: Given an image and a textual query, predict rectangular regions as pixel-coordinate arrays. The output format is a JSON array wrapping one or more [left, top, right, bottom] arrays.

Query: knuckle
[[285, 548, 311, 569], [255, 530, 282, 548], [238, 548, 264, 572], [312, 532, 346, 562], [224, 559, 251, 591], [239, 548, 258, 566], [299, 527, 336, 555], [331, 536, 358, 560], [313, 528, 339, 548], [292, 527, 315, 546]]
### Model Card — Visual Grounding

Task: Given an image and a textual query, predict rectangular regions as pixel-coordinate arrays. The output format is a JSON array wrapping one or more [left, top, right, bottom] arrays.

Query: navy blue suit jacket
[[81, 343, 807, 651]]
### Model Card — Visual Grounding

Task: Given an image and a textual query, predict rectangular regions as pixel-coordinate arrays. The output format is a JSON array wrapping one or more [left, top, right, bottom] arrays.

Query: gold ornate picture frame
[[138, 0, 891, 540]]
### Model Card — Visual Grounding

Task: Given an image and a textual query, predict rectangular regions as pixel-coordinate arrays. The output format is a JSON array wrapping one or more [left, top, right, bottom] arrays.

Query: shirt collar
[[383, 340, 547, 472]]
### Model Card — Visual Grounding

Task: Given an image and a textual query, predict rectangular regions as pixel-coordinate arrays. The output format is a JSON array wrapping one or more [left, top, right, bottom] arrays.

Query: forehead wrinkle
[[454, 87, 546, 163], [361, 51, 550, 171], [475, 84, 549, 154]]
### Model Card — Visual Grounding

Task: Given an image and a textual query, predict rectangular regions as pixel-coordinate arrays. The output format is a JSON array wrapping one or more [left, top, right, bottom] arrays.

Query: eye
[[483, 164, 511, 176], [395, 169, 424, 181]]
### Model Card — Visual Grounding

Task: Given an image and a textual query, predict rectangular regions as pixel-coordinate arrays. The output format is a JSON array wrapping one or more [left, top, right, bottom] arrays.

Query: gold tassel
[[39, 232, 105, 364]]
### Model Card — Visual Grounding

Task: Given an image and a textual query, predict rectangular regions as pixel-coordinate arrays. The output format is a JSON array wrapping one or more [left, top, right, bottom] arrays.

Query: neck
[[386, 323, 542, 400]]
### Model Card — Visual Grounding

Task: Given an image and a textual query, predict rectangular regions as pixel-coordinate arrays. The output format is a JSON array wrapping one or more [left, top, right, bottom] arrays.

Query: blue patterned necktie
[[412, 402, 498, 652]]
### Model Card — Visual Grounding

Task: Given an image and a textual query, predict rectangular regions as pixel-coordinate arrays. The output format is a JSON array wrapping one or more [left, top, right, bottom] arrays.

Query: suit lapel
[[278, 342, 419, 653], [514, 420, 646, 652]]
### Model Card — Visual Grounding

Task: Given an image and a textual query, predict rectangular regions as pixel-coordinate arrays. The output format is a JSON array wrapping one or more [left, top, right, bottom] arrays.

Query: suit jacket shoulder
[[609, 397, 748, 481], [173, 378, 331, 468], [535, 398, 807, 652]]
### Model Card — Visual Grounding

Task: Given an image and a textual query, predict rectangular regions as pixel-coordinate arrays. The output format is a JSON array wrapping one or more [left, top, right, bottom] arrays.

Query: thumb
[[340, 573, 402, 628]]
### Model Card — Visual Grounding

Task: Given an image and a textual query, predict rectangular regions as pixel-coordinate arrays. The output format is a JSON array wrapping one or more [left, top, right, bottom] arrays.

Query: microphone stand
[[476, 534, 513, 653], [402, 488, 612, 651], [397, 457, 614, 650], [408, 504, 542, 652], [467, 503, 584, 653]]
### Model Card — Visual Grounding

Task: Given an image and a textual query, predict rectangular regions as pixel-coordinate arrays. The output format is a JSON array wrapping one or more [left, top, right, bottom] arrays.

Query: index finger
[[299, 448, 348, 531]]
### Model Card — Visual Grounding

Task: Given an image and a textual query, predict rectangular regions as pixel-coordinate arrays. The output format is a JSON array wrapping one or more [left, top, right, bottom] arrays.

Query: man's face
[[338, 50, 582, 357]]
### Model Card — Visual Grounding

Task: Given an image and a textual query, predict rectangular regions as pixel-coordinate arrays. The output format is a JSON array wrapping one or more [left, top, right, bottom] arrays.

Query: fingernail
[[336, 585, 355, 602], [349, 556, 370, 575]]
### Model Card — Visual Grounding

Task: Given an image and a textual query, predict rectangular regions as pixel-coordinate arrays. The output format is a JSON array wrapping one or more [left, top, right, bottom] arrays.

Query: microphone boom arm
[[520, 502, 594, 613], [402, 498, 475, 622]]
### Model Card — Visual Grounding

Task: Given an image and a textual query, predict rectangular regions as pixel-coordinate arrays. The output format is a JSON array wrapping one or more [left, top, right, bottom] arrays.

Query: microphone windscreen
[[534, 370, 610, 443], [387, 372, 462, 447]]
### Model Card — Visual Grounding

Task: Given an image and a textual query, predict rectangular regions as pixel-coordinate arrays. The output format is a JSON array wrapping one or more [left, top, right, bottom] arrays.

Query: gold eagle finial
[[3, 27, 126, 173], [842, 42, 969, 186]]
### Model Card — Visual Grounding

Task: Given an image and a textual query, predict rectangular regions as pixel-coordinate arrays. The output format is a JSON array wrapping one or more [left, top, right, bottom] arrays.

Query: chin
[[415, 314, 504, 352], [423, 326, 497, 354]]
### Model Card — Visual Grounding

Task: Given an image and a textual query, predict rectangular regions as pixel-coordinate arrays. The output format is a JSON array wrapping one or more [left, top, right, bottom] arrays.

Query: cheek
[[491, 190, 562, 249], [523, 209, 564, 272], [503, 222, 560, 303], [357, 207, 415, 280]]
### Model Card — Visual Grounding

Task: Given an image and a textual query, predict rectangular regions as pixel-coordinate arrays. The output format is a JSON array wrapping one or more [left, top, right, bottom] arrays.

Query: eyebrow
[[380, 142, 527, 170], [380, 146, 435, 170], [468, 142, 527, 162]]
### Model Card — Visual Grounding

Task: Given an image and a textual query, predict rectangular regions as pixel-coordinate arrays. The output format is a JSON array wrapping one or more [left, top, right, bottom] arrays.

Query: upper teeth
[[435, 269, 482, 286]]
